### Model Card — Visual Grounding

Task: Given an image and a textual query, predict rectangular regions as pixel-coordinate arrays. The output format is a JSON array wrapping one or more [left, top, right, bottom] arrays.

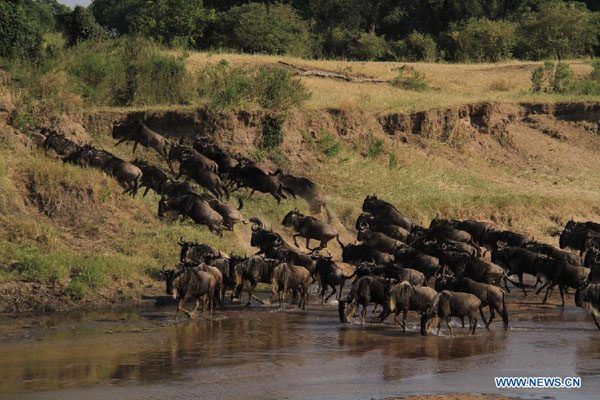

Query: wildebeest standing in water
[[421, 290, 481, 336], [271, 262, 312, 309], [162, 265, 216, 320], [575, 283, 600, 329], [282, 210, 337, 250], [112, 121, 171, 158], [383, 281, 437, 331], [232, 255, 279, 306], [339, 275, 390, 324], [312, 253, 353, 304]]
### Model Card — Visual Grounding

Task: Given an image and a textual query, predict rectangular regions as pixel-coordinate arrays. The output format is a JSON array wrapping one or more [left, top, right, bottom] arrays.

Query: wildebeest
[[575, 283, 600, 329], [162, 265, 216, 320], [178, 238, 226, 264], [312, 254, 352, 304], [430, 218, 495, 245], [282, 210, 337, 250], [350, 262, 426, 287], [177, 158, 229, 199], [336, 236, 394, 265], [229, 163, 292, 203], [564, 220, 600, 234], [273, 170, 330, 220], [232, 255, 279, 306], [200, 194, 247, 231], [534, 256, 589, 306], [193, 263, 224, 305], [482, 229, 526, 250], [426, 220, 477, 246], [435, 276, 508, 330], [193, 141, 239, 173], [168, 144, 219, 174], [492, 243, 540, 296], [356, 213, 411, 243], [132, 159, 170, 197], [339, 275, 390, 324], [357, 228, 403, 254], [362, 195, 414, 231], [421, 290, 482, 336], [42, 131, 81, 159], [271, 262, 312, 309], [112, 121, 170, 158], [524, 241, 582, 265], [383, 281, 437, 331], [394, 245, 441, 283], [560, 226, 600, 256], [204, 254, 240, 296], [158, 194, 223, 235]]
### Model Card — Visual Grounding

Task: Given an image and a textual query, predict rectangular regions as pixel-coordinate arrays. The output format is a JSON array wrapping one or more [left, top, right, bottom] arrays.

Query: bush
[[0, 1, 43, 60], [260, 114, 286, 149], [392, 69, 429, 91], [395, 31, 437, 62], [452, 18, 517, 62], [531, 61, 600, 95], [516, 2, 599, 60], [254, 67, 311, 112], [197, 61, 254, 109], [349, 32, 386, 61], [214, 3, 313, 57]]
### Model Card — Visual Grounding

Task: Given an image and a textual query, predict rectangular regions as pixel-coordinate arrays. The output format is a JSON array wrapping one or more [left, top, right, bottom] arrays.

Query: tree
[[61, 6, 104, 46], [453, 18, 517, 62], [0, 1, 43, 60], [214, 3, 313, 57], [516, 2, 599, 60]]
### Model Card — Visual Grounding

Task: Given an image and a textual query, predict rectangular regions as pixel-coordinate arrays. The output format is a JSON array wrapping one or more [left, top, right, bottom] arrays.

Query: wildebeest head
[[282, 210, 302, 227], [158, 196, 171, 217], [250, 218, 282, 249], [161, 265, 179, 298], [362, 194, 378, 212], [559, 228, 573, 249]]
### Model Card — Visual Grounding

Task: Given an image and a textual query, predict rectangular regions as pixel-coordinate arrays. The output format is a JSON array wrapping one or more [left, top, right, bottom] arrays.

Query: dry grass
[[183, 52, 598, 112]]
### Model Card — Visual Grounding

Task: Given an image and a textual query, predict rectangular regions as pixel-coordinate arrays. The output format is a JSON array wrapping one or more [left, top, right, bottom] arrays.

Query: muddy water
[[1, 295, 600, 399]]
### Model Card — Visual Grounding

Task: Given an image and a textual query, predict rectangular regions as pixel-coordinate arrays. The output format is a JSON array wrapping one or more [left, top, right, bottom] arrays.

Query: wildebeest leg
[[479, 306, 490, 330], [338, 281, 345, 301], [132, 141, 139, 154], [436, 319, 442, 335], [592, 314, 600, 330], [324, 285, 337, 303], [373, 304, 379, 314], [305, 237, 311, 250], [518, 273, 528, 296], [537, 281, 551, 295], [461, 317, 465, 328], [542, 284, 554, 304], [471, 315, 478, 335], [503, 276, 511, 293], [115, 139, 127, 147], [300, 285, 307, 309], [143, 187, 150, 197], [361, 304, 367, 324], [402, 310, 408, 332], [488, 306, 497, 329], [393, 312, 400, 326], [246, 281, 257, 307], [191, 298, 201, 314], [446, 318, 454, 336], [559, 284, 565, 307]]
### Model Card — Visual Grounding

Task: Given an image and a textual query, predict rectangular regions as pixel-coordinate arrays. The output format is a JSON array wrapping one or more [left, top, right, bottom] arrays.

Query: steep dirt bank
[[3, 100, 600, 315]]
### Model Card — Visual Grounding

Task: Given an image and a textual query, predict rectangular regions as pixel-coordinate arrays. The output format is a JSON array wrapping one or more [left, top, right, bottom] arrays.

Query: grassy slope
[[2, 53, 600, 311]]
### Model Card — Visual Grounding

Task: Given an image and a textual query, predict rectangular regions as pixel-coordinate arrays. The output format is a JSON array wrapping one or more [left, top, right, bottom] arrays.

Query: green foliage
[[0, 1, 43, 60], [394, 31, 437, 62], [516, 2, 599, 60], [367, 137, 384, 158], [197, 63, 310, 111], [215, 3, 313, 57], [452, 18, 517, 62], [323, 28, 386, 60], [350, 32, 387, 61], [531, 60, 600, 95], [60, 6, 104, 47], [392, 69, 429, 91], [260, 114, 286, 149]]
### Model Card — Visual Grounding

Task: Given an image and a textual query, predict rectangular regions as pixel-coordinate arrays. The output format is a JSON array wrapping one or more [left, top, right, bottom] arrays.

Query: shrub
[[214, 3, 313, 57], [349, 32, 386, 61], [516, 2, 599, 60], [531, 61, 600, 95], [392, 69, 429, 91], [60, 6, 104, 47], [0, 1, 43, 60], [254, 67, 311, 112], [395, 31, 437, 62], [260, 114, 286, 149], [452, 18, 517, 62]]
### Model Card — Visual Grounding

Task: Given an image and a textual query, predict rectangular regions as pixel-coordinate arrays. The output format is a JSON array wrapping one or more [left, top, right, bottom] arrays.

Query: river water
[[1, 293, 599, 399]]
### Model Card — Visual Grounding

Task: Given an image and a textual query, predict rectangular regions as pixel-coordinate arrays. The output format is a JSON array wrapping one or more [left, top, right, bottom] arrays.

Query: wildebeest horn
[[249, 217, 264, 231], [595, 255, 600, 265], [358, 220, 368, 231], [178, 236, 185, 246], [441, 243, 447, 250], [161, 264, 167, 272]]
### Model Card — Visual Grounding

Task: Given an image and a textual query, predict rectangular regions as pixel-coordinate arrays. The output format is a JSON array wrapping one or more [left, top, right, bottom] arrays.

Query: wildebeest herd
[[39, 123, 600, 335]]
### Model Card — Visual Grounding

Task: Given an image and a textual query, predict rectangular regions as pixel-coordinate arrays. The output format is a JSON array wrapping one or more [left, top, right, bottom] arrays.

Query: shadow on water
[[1, 297, 600, 399]]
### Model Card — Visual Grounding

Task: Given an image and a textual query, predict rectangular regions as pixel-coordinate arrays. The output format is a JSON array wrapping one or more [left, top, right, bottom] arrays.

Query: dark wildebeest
[[177, 158, 229, 199], [191, 263, 224, 306], [575, 283, 600, 329], [362, 195, 414, 231], [112, 121, 170, 158], [357, 228, 403, 255], [482, 229, 526, 251], [560, 226, 600, 256], [229, 163, 292, 203], [162, 179, 196, 198], [273, 170, 331, 220], [427, 219, 477, 245], [282, 210, 337, 250], [349, 262, 426, 287], [435, 276, 508, 330], [534, 256, 589, 306], [421, 290, 482, 336], [394, 245, 441, 283], [339, 276, 391, 324], [168, 144, 219, 174], [271, 262, 312, 309], [356, 213, 411, 243], [158, 194, 223, 235], [204, 254, 241, 298], [193, 140, 239, 173], [336, 236, 394, 265], [161, 265, 216, 320], [564, 220, 600, 234], [199, 194, 247, 231], [312, 254, 353, 304], [430, 218, 495, 245], [492, 243, 540, 296], [232, 255, 279, 306], [383, 281, 437, 331], [132, 159, 169, 197], [42, 131, 81, 159], [524, 241, 582, 265], [178, 238, 226, 264]]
